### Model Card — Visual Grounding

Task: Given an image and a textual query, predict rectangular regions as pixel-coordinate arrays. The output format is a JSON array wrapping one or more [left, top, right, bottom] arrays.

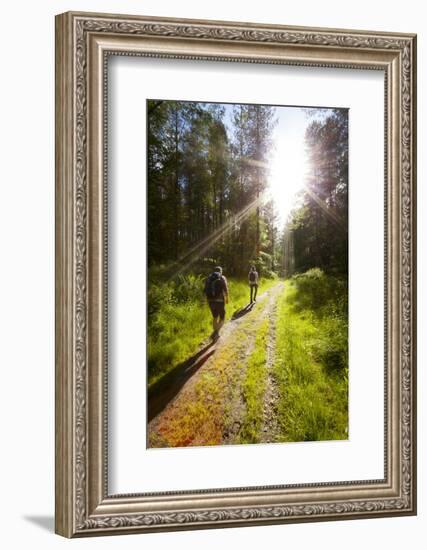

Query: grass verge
[[273, 274, 348, 442]]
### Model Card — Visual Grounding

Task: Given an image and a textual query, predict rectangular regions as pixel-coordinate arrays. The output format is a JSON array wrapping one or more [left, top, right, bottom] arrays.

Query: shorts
[[208, 301, 225, 320]]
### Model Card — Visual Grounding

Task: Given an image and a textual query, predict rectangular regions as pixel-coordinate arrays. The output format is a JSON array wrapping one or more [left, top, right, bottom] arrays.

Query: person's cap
[[214, 266, 223, 273]]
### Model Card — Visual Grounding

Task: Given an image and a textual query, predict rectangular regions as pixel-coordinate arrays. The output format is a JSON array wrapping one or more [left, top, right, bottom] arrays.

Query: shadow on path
[[231, 302, 255, 320], [148, 341, 216, 422]]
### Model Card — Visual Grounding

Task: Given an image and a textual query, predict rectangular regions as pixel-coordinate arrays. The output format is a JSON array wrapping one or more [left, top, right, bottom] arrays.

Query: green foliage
[[172, 274, 206, 303], [290, 268, 348, 318], [147, 281, 175, 316], [252, 250, 277, 279], [148, 273, 211, 316], [311, 315, 348, 375]]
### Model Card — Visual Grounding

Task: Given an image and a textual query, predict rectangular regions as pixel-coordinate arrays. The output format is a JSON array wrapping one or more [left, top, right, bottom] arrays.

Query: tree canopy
[[147, 100, 348, 280], [286, 108, 348, 276]]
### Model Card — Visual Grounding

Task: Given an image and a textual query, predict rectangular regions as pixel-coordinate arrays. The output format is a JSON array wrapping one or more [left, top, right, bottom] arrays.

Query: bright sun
[[267, 137, 308, 228]]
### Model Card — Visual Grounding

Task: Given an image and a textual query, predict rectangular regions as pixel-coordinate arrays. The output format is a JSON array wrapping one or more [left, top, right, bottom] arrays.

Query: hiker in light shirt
[[248, 265, 259, 303]]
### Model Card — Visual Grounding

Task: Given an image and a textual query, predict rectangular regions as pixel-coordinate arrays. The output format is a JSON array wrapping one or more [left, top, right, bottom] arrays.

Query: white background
[[109, 59, 385, 493], [0, 0, 424, 548]]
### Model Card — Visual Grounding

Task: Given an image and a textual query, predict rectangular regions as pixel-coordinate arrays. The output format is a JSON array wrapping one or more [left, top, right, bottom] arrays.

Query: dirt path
[[148, 281, 285, 448]]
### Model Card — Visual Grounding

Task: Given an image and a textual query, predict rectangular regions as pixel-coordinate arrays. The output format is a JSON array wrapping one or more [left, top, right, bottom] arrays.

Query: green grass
[[147, 275, 279, 387], [239, 318, 269, 444], [273, 272, 348, 442]]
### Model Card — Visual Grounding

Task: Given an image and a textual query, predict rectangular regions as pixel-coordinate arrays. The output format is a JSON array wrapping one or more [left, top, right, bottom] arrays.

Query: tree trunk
[[174, 108, 180, 260]]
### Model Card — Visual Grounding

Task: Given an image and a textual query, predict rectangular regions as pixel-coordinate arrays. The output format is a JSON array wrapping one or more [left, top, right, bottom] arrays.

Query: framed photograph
[[55, 11, 417, 537]]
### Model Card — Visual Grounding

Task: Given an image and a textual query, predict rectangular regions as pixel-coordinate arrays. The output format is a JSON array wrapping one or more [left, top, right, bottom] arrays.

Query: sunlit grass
[[273, 275, 348, 442]]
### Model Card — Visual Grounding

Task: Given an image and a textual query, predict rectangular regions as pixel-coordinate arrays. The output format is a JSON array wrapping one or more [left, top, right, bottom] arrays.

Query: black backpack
[[249, 271, 257, 282], [204, 272, 222, 299]]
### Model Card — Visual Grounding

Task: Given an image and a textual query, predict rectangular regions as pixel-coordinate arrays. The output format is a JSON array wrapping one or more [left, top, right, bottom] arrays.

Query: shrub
[[148, 274, 207, 317], [312, 316, 348, 374], [291, 268, 329, 311], [147, 281, 175, 316], [286, 268, 348, 374], [290, 268, 348, 317], [173, 274, 206, 304]]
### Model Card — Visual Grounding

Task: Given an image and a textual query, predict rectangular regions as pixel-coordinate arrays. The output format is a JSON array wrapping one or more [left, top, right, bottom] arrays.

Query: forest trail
[[148, 281, 285, 448]]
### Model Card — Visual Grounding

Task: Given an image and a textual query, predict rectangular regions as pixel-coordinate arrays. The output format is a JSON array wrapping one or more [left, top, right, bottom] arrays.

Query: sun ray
[[168, 192, 267, 278], [303, 185, 347, 229]]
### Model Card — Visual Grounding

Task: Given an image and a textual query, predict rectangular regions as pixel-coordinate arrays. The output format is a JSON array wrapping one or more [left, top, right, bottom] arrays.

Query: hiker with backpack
[[248, 266, 259, 303], [204, 266, 229, 340]]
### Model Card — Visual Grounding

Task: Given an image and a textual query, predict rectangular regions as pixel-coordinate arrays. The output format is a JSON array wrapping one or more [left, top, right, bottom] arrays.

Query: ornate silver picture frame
[[55, 11, 417, 537]]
